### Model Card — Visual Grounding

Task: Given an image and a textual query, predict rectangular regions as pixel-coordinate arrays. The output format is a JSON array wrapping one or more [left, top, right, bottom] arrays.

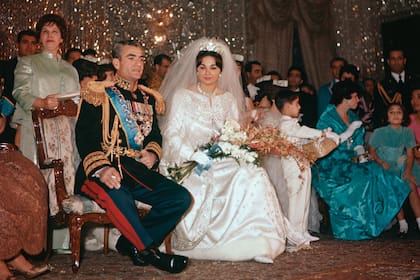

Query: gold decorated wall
[[1, 0, 420, 80]]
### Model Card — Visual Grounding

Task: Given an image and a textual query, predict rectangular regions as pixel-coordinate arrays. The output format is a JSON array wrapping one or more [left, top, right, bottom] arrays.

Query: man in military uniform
[[373, 48, 417, 128], [75, 40, 191, 274]]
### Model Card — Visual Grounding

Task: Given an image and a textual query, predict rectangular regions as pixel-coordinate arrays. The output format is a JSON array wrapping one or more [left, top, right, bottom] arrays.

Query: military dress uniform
[[75, 75, 192, 252], [373, 72, 417, 128]]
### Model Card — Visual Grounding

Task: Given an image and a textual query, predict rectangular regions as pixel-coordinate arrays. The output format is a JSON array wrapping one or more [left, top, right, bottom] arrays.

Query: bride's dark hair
[[195, 51, 223, 71]]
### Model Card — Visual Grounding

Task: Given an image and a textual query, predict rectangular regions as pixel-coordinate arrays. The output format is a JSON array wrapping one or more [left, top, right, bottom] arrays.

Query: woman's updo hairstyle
[[196, 50, 223, 71], [330, 79, 362, 106]]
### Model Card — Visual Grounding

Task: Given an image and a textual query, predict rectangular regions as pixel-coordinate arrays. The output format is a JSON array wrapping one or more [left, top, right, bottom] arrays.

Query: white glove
[[354, 145, 365, 155], [190, 150, 211, 165], [325, 131, 340, 145], [339, 121, 362, 142]]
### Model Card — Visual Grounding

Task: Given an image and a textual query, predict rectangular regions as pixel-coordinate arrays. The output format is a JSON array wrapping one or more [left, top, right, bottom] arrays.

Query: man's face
[[112, 45, 145, 82], [364, 80, 375, 95], [387, 50, 406, 74], [331, 60, 345, 80], [17, 34, 37, 57], [155, 58, 171, 78], [67, 51, 81, 64], [287, 70, 303, 90], [247, 64, 263, 84]]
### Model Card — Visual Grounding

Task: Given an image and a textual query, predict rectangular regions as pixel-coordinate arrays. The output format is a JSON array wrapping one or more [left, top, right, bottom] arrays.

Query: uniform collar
[[114, 74, 137, 91]]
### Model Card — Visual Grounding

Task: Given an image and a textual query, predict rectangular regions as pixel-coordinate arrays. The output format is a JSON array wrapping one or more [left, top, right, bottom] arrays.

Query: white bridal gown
[[160, 88, 306, 263]]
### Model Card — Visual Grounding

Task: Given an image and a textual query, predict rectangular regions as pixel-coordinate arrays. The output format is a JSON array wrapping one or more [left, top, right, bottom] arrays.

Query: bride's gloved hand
[[339, 121, 362, 143], [325, 131, 340, 145], [190, 150, 211, 166]]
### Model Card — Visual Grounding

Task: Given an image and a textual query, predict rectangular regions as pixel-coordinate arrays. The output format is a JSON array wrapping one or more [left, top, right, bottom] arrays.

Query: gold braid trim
[[377, 82, 402, 105], [145, 141, 162, 160], [81, 81, 115, 107], [83, 151, 111, 176], [99, 94, 125, 177]]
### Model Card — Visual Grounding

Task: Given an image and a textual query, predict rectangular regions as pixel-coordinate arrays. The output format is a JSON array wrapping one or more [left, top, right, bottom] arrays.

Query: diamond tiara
[[198, 40, 224, 54]]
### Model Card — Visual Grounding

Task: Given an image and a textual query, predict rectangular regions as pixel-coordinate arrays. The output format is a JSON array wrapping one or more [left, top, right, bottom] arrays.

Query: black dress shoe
[[115, 236, 148, 266], [398, 230, 408, 239], [139, 248, 188, 274]]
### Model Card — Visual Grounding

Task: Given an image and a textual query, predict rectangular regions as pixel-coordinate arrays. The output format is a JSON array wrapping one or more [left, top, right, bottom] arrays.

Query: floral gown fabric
[[160, 89, 303, 262], [313, 104, 410, 240], [0, 150, 48, 259]]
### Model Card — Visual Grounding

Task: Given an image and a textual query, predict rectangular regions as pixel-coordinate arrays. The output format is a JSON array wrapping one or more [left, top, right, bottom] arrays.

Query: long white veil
[[158, 37, 246, 129]]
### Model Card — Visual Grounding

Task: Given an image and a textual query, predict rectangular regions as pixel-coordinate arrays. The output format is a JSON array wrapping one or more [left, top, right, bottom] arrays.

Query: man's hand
[[139, 149, 158, 169], [97, 166, 121, 189]]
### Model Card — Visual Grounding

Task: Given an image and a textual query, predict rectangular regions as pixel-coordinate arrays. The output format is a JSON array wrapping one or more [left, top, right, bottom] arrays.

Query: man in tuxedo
[[373, 48, 418, 128], [0, 29, 37, 143]]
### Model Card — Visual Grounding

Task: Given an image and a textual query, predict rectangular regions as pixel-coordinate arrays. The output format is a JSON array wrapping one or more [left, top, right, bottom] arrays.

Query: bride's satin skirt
[[170, 158, 290, 262]]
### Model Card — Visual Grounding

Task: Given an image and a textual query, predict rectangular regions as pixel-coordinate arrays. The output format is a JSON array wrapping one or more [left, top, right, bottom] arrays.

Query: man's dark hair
[[244, 61, 262, 73], [329, 57, 348, 67], [339, 64, 360, 81], [112, 40, 142, 59], [72, 58, 98, 82], [266, 70, 281, 79], [287, 66, 306, 82], [273, 88, 300, 111], [17, 29, 37, 43], [63, 47, 82, 61], [386, 47, 406, 59], [153, 54, 172, 66], [83, 48, 97, 57]]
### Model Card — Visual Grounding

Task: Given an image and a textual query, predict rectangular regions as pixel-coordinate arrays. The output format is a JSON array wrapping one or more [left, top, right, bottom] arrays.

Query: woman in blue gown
[[312, 80, 410, 240]]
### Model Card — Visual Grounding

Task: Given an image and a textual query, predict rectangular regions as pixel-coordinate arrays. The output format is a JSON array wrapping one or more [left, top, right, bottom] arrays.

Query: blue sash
[[105, 87, 142, 150]]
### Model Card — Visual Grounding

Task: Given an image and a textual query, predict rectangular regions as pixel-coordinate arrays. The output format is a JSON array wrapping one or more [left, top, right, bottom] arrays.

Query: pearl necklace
[[197, 83, 217, 96]]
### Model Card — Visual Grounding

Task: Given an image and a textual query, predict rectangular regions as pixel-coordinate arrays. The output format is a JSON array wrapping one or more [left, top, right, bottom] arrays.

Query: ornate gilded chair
[[32, 100, 172, 273]]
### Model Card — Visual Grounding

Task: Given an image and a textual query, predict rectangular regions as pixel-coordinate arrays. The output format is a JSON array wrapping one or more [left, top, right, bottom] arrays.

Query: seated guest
[[369, 103, 420, 237], [159, 37, 308, 262], [0, 145, 51, 279], [313, 79, 410, 240], [75, 40, 191, 273]]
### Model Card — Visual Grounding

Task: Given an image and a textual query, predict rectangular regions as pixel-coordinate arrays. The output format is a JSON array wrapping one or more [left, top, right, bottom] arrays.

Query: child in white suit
[[263, 89, 340, 243]]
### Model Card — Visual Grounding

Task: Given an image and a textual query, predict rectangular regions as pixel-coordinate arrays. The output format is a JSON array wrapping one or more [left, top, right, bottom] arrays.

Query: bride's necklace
[[197, 82, 217, 96]]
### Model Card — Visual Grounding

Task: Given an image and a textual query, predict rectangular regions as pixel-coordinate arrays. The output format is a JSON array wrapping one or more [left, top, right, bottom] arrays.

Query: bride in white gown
[[159, 38, 307, 263]]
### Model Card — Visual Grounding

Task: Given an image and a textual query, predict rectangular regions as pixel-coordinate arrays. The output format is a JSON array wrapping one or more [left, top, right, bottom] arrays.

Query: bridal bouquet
[[167, 120, 259, 183]]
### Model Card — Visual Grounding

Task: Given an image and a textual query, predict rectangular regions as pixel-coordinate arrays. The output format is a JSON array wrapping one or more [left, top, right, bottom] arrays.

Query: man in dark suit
[[373, 48, 418, 128], [0, 29, 37, 143], [75, 40, 191, 274]]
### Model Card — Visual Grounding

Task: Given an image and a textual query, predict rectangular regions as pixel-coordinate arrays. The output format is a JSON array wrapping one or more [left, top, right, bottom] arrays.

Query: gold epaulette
[[81, 81, 115, 107]]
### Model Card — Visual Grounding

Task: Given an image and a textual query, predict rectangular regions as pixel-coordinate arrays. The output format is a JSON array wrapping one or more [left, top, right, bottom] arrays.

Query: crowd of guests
[[0, 13, 419, 279]]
